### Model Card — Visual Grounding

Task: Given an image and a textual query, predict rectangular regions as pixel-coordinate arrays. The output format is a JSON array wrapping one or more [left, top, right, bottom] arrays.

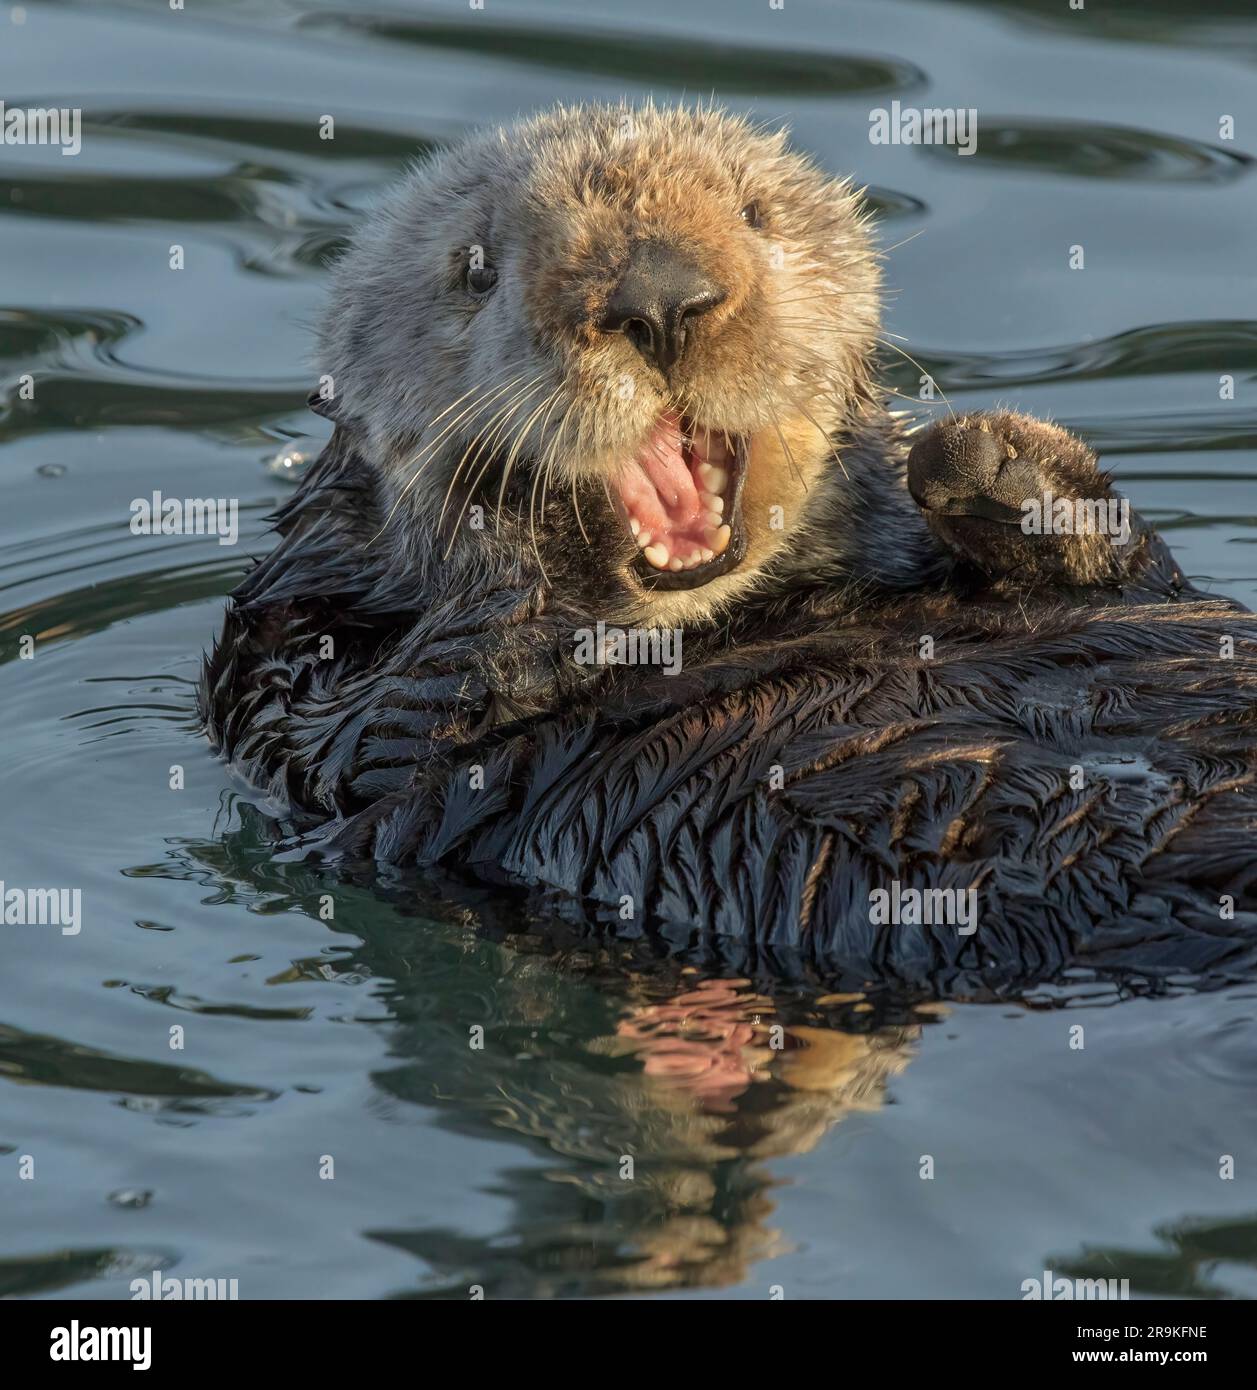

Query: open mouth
[[614, 412, 748, 591]]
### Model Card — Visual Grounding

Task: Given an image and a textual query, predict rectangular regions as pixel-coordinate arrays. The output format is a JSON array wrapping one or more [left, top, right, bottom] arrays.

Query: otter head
[[321, 103, 881, 625]]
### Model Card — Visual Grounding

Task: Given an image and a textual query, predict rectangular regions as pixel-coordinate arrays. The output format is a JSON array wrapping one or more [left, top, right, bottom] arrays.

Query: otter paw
[[906, 411, 1131, 586]]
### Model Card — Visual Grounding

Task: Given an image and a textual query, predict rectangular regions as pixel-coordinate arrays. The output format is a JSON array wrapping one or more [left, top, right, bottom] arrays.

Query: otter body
[[201, 105, 1257, 994]]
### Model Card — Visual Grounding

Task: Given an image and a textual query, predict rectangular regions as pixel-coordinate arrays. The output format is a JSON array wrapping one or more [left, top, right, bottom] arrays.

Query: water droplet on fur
[[266, 446, 311, 479]]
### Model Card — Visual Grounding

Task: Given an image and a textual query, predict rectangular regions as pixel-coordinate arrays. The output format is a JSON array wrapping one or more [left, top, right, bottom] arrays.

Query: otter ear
[[307, 387, 343, 421]]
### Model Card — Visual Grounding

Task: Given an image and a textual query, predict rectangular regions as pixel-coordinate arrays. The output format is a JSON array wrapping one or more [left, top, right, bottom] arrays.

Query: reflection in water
[[0, 1022, 273, 1103], [0, 1247, 174, 1302], [617, 977, 781, 1108], [376, 998, 917, 1296], [919, 122, 1251, 182], [1054, 1214, 1257, 1300], [168, 817, 922, 1294], [295, 9, 928, 97]]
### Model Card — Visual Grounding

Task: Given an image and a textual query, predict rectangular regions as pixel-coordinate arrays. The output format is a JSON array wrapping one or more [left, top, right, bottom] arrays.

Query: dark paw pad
[[907, 423, 1045, 525]]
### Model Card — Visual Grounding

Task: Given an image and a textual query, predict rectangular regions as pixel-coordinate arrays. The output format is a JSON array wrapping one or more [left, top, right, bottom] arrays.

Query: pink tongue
[[616, 412, 704, 543]]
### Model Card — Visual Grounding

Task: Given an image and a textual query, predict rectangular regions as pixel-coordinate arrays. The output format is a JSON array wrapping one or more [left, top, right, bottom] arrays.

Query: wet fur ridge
[[202, 103, 1257, 997]]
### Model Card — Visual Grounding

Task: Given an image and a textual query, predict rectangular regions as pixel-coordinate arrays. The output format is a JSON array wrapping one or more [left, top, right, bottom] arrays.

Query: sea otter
[[201, 104, 1257, 995]]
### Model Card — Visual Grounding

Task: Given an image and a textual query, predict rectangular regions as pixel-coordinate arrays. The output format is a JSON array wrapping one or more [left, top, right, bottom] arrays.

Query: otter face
[[322, 103, 881, 621]]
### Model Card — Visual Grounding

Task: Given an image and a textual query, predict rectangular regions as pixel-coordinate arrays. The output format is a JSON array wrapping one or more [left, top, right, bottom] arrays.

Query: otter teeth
[[697, 463, 728, 496], [626, 435, 738, 573], [638, 528, 730, 571], [633, 513, 731, 570]]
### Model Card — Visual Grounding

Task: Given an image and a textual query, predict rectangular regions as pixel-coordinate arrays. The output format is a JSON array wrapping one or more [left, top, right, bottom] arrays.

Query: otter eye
[[466, 263, 498, 296], [740, 201, 763, 229]]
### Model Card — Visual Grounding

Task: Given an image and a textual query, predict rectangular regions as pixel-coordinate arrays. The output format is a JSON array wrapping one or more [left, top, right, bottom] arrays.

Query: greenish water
[[2, 0, 1257, 1299]]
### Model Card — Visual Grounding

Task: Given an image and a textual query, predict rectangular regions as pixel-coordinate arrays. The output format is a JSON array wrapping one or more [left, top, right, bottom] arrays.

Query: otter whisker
[[387, 366, 528, 495], [875, 336, 957, 421], [570, 471, 591, 547], [424, 384, 543, 554], [765, 403, 806, 490], [459, 380, 555, 533], [526, 443, 552, 585], [787, 334, 947, 430], [776, 389, 850, 483], [528, 386, 572, 558], [770, 318, 869, 333], [873, 227, 928, 258], [440, 393, 530, 536], [879, 383, 951, 411], [497, 383, 567, 519], [437, 378, 550, 548], [367, 378, 514, 547], [494, 382, 566, 533], [479, 380, 563, 581], [768, 287, 907, 309], [764, 289, 877, 305], [369, 368, 537, 546], [433, 376, 549, 544], [530, 406, 584, 552], [598, 475, 617, 544], [515, 387, 570, 582]]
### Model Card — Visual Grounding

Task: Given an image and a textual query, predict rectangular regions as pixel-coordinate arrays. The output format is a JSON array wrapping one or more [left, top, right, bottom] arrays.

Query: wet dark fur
[[201, 402, 1257, 997]]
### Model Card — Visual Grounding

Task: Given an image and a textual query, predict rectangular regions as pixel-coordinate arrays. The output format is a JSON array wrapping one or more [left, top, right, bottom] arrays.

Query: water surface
[[2, 0, 1256, 1299]]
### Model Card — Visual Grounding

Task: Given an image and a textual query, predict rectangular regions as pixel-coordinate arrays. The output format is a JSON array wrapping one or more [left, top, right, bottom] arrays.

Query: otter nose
[[600, 239, 726, 375]]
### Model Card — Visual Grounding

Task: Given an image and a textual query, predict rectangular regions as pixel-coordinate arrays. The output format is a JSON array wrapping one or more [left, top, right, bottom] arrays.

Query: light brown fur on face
[[319, 101, 884, 629]]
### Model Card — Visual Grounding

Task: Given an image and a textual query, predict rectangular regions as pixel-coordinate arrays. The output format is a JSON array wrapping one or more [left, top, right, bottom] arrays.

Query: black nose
[[600, 239, 726, 375]]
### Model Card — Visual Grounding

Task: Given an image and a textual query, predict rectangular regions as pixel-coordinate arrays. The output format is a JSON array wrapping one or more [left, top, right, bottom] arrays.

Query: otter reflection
[[183, 819, 922, 1295], [385, 974, 919, 1296]]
